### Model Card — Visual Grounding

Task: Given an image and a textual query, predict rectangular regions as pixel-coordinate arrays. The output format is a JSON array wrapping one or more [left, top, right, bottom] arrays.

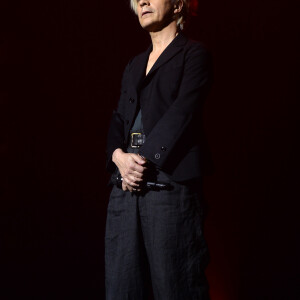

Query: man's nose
[[139, 0, 150, 7]]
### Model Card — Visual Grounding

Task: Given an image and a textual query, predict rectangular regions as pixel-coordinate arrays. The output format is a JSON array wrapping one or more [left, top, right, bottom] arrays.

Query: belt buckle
[[131, 132, 142, 148]]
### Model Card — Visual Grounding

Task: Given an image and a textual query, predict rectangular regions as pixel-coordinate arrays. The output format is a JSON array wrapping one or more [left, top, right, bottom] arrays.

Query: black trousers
[[105, 170, 210, 300]]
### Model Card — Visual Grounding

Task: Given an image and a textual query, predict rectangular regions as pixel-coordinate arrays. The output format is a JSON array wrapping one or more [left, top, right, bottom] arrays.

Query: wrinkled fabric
[[105, 171, 210, 300]]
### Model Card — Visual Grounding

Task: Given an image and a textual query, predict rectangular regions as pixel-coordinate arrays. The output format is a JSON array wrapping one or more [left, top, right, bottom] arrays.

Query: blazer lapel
[[129, 32, 188, 96], [146, 31, 188, 78], [129, 46, 152, 98]]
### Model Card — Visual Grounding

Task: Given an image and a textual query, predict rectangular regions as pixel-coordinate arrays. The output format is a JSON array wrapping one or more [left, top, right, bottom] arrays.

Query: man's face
[[136, 0, 177, 31]]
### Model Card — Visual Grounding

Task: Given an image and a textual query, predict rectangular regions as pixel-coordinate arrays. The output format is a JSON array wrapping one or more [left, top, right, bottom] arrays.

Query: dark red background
[[1, 0, 299, 299]]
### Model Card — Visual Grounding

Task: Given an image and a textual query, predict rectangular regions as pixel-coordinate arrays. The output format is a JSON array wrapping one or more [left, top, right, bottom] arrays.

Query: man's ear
[[174, 0, 183, 14]]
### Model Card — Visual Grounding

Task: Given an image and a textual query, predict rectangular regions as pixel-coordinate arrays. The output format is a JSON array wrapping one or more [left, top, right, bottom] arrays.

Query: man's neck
[[149, 21, 178, 54]]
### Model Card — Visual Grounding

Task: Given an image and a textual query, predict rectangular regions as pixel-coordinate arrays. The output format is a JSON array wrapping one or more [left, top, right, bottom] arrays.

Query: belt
[[130, 132, 146, 148]]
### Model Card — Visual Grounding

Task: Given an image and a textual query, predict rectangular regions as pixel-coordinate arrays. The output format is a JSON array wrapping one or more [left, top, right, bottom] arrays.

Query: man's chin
[[140, 20, 161, 32], [140, 19, 174, 33]]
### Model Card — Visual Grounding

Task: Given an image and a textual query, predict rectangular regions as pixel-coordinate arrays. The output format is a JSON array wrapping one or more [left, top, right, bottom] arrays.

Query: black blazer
[[106, 32, 213, 182]]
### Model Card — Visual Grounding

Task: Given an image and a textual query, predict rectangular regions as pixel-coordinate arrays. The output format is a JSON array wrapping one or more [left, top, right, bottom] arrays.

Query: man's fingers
[[117, 153, 146, 180], [124, 176, 140, 187], [122, 180, 143, 193], [122, 181, 131, 192], [122, 182, 128, 191], [133, 164, 146, 174], [127, 159, 146, 174], [131, 171, 144, 179], [127, 185, 142, 193], [130, 153, 146, 165], [126, 183, 134, 193]]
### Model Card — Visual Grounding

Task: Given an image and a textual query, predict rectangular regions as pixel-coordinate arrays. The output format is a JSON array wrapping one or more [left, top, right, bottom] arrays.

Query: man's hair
[[130, 0, 198, 30]]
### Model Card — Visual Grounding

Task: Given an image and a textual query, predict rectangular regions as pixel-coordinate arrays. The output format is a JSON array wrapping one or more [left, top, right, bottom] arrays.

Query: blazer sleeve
[[105, 63, 130, 173], [139, 44, 213, 168]]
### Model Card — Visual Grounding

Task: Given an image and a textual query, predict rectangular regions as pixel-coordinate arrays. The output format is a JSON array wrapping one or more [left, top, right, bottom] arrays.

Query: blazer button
[[161, 146, 167, 151], [155, 153, 160, 159], [129, 98, 135, 103]]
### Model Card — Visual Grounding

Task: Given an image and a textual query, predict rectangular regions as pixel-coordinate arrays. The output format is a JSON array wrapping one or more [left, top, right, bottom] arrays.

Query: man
[[105, 0, 213, 299]]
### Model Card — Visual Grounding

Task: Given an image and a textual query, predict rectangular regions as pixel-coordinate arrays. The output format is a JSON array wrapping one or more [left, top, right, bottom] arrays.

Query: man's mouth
[[142, 11, 152, 17]]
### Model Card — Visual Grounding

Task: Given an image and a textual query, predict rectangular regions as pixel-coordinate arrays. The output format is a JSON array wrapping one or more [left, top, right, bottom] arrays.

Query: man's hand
[[112, 148, 147, 192], [121, 181, 135, 193]]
